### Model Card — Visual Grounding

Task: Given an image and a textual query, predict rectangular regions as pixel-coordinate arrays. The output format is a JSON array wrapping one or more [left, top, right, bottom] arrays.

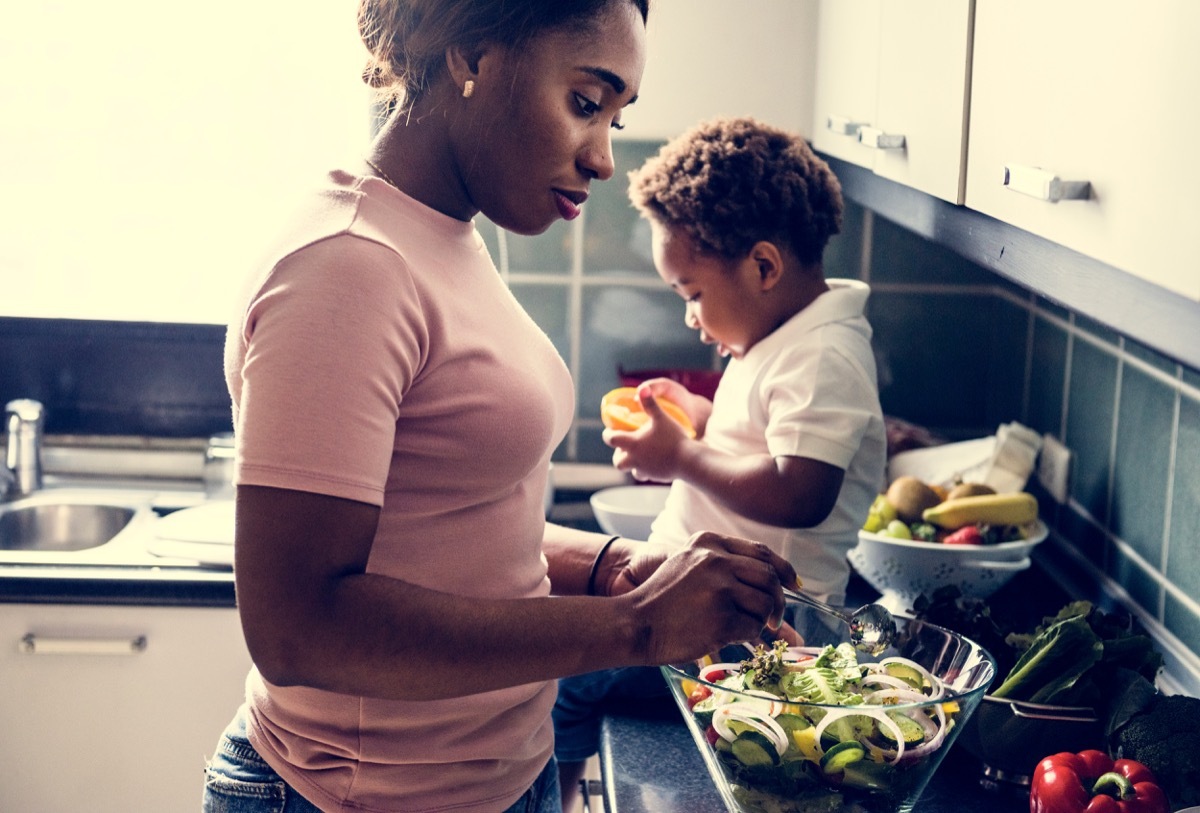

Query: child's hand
[[605, 386, 693, 482], [638, 378, 712, 435]]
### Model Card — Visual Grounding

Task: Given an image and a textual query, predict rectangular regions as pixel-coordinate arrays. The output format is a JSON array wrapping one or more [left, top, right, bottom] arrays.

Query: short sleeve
[[232, 235, 424, 505]]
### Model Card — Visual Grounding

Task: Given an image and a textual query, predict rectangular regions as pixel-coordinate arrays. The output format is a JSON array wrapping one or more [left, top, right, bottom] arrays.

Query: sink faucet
[[4, 399, 44, 499]]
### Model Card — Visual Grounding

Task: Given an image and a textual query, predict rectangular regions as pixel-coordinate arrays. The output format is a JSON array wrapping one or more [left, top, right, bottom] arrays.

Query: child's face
[[651, 224, 768, 359]]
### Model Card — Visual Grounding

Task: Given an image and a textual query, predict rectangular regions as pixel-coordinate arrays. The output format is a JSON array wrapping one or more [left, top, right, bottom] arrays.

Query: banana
[[921, 492, 1038, 529]]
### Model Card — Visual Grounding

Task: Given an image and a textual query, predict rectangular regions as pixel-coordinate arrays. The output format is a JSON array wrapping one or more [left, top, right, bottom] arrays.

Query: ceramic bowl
[[848, 522, 1048, 613], [661, 598, 996, 813], [589, 484, 670, 541]]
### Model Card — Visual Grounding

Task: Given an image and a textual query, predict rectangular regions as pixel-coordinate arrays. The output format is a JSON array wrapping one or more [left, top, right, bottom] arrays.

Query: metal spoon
[[783, 587, 897, 656]]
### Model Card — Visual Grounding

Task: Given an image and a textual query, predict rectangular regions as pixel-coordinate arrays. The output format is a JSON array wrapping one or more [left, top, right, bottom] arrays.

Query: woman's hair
[[628, 116, 843, 266], [358, 0, 650, 111]]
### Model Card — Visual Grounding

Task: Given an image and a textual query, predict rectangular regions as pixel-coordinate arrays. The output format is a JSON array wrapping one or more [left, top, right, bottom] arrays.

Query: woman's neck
[[367, 102, 477, 222]]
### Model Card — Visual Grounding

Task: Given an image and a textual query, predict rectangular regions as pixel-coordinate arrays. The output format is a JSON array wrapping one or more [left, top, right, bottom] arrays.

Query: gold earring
[[462, 80, 475, 99]]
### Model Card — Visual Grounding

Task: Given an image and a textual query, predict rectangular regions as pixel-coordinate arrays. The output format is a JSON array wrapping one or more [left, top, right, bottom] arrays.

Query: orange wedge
[[600, 387, 696, 437]]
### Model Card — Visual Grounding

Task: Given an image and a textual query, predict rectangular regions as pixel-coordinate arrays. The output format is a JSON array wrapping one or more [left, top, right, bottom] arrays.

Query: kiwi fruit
[[946, 482, 996, 500], [885, 476, 943, 523]]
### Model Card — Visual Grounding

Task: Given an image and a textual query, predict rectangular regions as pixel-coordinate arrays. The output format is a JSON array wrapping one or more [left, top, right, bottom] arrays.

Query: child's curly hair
[[628, 117, 842, 266]]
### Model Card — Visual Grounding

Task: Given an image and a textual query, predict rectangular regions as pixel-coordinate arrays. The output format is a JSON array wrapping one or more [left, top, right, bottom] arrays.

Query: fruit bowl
[[849, 522, 1048, 613], [661, 599, 996, 813]]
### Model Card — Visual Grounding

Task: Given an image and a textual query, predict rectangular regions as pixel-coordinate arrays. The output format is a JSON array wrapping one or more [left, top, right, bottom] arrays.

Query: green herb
[[740, 639, 790, 688]]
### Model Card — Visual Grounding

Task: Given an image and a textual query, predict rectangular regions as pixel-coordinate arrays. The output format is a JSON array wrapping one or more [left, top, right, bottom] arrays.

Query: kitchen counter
[[597, 697, 1032, 813], [0, 562, 234, 606]]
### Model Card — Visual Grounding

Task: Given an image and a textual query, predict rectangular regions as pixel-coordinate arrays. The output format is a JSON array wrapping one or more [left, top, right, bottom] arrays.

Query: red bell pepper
[[1030, 749, 1169, 813]]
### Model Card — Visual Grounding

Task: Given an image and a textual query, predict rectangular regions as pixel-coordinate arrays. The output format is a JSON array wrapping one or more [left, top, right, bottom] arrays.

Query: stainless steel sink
[[0, 501, 136, 552], [0, 484, 213, 568]]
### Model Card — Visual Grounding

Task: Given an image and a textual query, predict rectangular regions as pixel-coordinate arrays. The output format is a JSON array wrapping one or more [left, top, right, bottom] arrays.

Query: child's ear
[[750, 241, 786, 291]]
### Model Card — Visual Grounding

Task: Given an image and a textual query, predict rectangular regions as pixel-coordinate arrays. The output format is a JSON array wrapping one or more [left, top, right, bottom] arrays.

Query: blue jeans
[[203, 705, 562, 813], [552, 667, 671, 765]]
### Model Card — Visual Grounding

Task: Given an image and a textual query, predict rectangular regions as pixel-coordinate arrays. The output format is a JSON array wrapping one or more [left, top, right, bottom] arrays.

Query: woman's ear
[[750, 241, 786, 291], [445, 44, 484, 95]]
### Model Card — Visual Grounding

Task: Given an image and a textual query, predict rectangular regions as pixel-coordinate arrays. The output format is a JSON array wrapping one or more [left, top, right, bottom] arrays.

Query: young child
[[554, 116, 887, 809]]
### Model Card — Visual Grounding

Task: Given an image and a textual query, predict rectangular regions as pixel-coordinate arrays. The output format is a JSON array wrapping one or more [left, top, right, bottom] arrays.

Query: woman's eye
[[574, 93, 601, 117]]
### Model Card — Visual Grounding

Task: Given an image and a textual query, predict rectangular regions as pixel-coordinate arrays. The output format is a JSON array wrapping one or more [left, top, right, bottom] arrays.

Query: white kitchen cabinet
[[812, 0, 974, 203], [0, 603, 251, 812], [966, 0, 1200, 300], [621, 0, 819, 140]]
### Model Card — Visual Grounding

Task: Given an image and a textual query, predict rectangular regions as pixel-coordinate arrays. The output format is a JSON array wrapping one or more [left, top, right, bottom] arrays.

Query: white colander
[[849, 521, 1048, 613]]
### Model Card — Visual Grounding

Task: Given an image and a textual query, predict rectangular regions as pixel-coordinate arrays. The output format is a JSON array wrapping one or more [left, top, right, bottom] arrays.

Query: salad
[[676, 640, 963, 813]]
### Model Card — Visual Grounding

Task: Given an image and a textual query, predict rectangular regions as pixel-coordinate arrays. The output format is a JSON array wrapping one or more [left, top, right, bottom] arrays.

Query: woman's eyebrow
[[580, 66, 638, 104]]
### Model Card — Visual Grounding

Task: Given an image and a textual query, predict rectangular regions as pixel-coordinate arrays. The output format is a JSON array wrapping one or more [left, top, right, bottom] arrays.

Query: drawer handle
[[20, 632, 147, 655], [1003, 164, 1091, 202], [858, 126, 906, 150], [826, 115, 865, 136]]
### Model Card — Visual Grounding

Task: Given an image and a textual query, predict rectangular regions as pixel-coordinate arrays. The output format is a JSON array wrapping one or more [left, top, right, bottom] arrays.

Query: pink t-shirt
[[224, 170, 574, 812]]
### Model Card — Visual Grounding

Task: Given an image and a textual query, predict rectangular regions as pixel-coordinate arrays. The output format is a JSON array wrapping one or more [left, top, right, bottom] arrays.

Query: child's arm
[[607, 390, 844, 528]]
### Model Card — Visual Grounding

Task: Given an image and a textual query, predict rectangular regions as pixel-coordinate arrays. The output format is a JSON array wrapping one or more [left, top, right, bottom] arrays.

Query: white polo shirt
[[648, 279, 887, 604]]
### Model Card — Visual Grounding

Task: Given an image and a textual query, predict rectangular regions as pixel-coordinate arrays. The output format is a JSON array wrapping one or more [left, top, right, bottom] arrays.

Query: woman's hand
[[594, 538, 674, 597], [614, 531, 801, 666]]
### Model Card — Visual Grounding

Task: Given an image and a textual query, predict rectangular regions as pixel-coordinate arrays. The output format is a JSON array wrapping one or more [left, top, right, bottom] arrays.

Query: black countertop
[[0, 564, 234, 606]]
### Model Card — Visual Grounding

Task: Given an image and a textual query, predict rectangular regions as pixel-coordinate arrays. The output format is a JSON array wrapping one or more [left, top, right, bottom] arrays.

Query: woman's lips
[[554, 189, 585, 221]]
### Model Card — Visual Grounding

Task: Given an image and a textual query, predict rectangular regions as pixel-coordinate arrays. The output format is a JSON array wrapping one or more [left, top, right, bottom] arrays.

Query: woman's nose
[[578, 131, 615, 181], [685, 302, 700, 329]]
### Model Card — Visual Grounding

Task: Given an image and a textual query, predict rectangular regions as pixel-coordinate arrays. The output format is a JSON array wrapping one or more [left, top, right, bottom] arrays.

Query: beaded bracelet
[[586, 535, 621, 596]]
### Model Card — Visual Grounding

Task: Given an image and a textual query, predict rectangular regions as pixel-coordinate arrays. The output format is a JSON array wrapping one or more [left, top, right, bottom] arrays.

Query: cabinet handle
[[1003, 164, 1091, 202], [20, 632, 147, 655], [826, 115, 865, 137], [858, 126, 906, 150]]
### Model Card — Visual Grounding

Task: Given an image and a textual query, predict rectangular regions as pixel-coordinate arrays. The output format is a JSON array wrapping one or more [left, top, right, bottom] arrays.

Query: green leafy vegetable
[[990, 614, 1103, 702]]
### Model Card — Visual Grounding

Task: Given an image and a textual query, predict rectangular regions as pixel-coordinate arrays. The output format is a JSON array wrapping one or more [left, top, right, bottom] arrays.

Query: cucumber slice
[[875, 711, 926, 746], [883, 662, 926, 691], [820, 715, 867, 748], [819, 740, 866, 773], [691, 693, 719, 725], [774, 713, 812, 735], [730, 730, 780, 767]]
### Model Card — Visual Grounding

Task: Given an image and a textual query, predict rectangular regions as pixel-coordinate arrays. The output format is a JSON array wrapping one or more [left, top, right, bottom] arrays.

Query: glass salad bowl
[[660, 600, 997, 813]]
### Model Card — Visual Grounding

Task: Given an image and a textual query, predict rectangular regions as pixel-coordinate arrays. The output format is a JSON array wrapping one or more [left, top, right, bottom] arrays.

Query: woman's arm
[[234, 485, 797, 703]]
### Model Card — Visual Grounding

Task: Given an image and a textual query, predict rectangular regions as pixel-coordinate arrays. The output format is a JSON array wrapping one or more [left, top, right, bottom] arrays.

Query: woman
[[202, 2, 798, 812]]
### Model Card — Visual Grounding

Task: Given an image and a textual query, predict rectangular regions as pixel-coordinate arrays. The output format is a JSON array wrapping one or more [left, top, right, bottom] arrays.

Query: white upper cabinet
[[623, 0, 819, 140], [812, 0, 974, 203], [966, 1, 1200, 300]]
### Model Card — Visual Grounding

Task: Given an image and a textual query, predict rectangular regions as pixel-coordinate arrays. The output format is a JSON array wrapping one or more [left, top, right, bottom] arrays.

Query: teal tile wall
[[862, 212, 1200, 683], [484, 140, 1200, 678]]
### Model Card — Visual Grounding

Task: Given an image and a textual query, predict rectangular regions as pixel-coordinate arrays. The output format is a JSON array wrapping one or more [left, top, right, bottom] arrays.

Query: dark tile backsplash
[[1, 139, 1197, 681]]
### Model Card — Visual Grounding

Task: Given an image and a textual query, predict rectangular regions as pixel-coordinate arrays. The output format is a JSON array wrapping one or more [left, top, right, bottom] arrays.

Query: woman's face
[[455, 3, 646, 235], [651, 224, 769, 360]]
